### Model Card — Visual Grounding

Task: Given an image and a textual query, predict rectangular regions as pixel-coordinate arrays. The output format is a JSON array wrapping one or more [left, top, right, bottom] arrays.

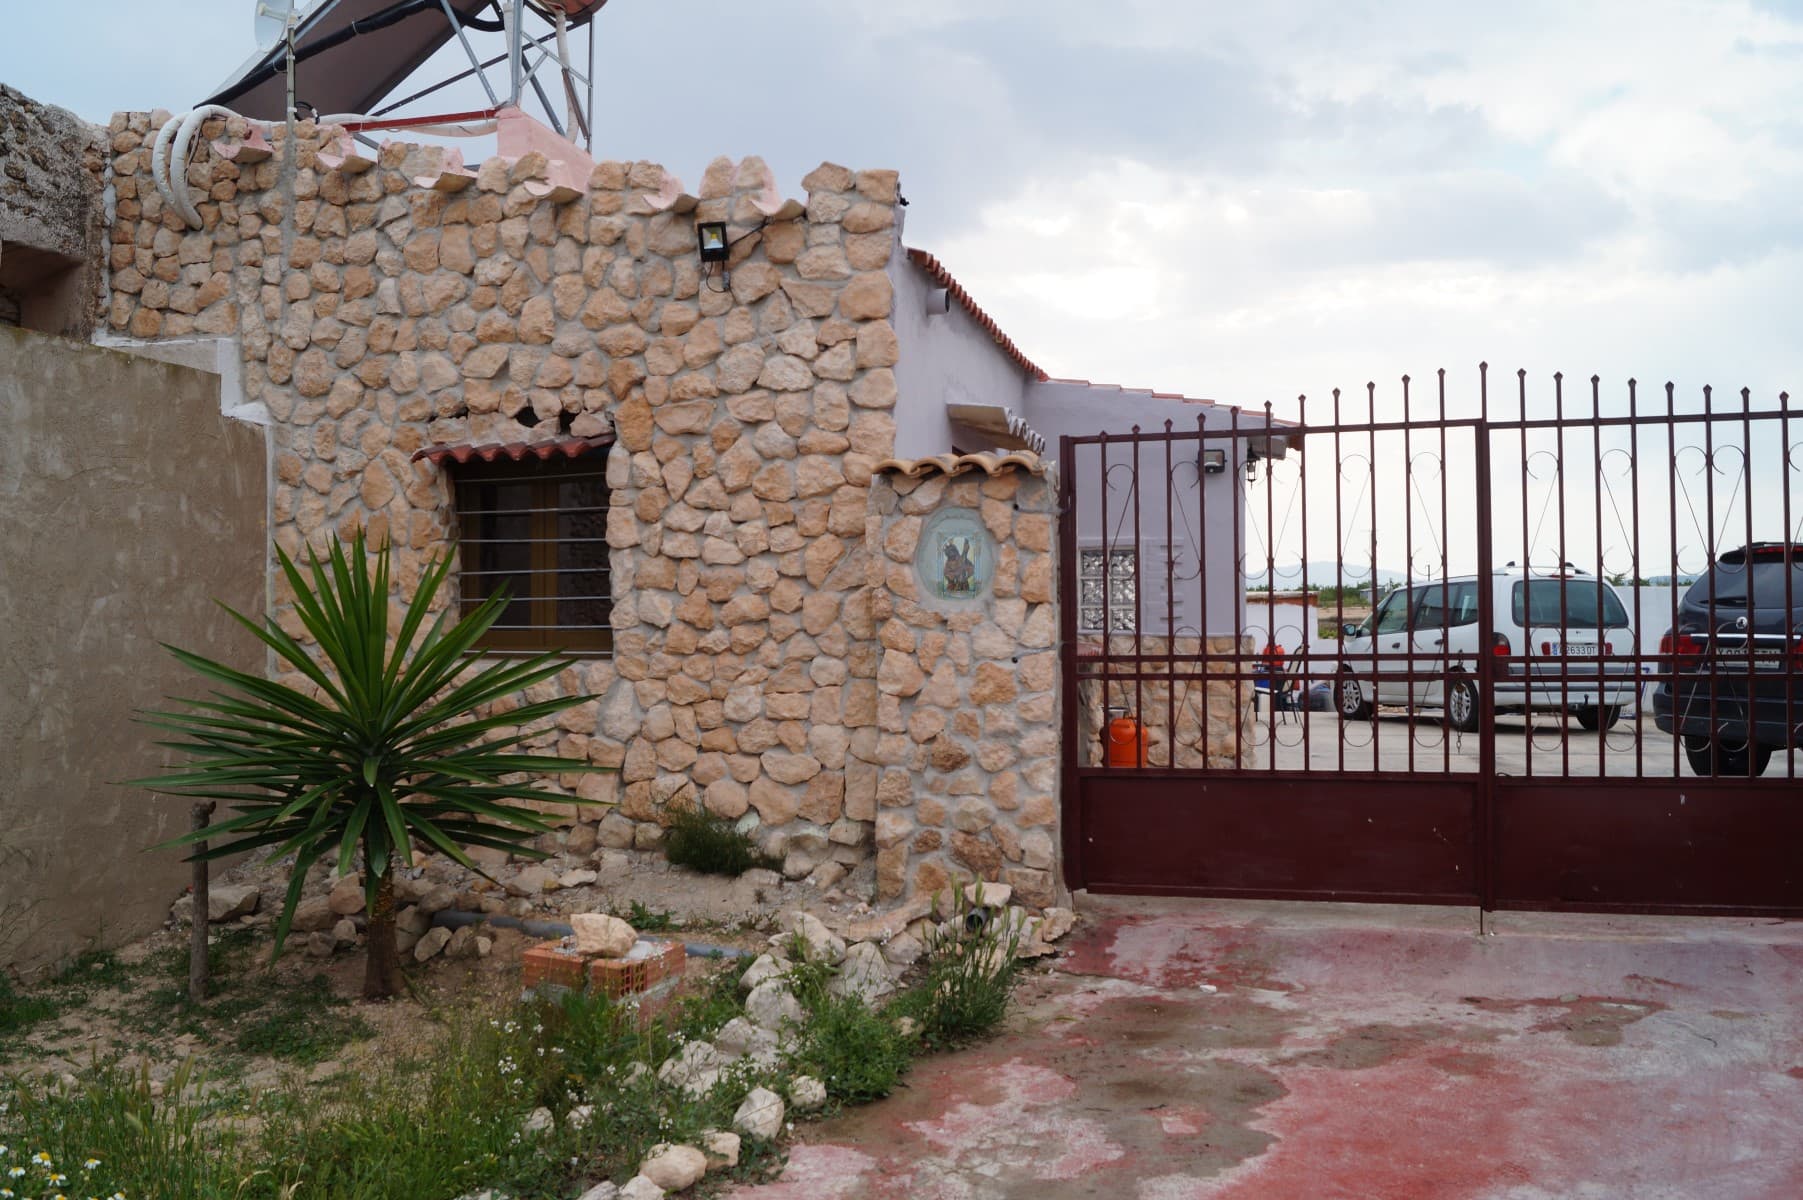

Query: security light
[[1200, 447, 1226, 475], [696, 221, 729, 263]]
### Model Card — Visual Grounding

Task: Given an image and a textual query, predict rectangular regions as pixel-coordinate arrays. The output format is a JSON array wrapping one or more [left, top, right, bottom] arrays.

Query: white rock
[[1040, 907, 1077, 942], [896, 1016, 919, 1038], [417, 884, 457, 915], [475, 935, 493, 957], [207, 884, 262, 921], [701, 1129, 741, 1169], [713, 1016, 781, 1063], [522, 1106, 554, 1134], [744, 979, 804, 1031], [733, 1086, 786, 1139], [936, 882, 1012, 916], [789, 1075, 827, 1112], [828, 941, 894, 1007], [331, 918, 359, 948], [508, 865, 558, 896], [881, 932, 924, 967], [558, 869, 600, 889], [639, 1143, 707, 1192], [572, 912, 637, 957], [657, 1041, 730, 1098], [412, 926, 452, 962], [576, 1184, 619, 1200], [619, 1177, 665, 1200], [327, 874, 365, 915], [738, 952, 786, 993], [782, 911, 846, 964], [567, 1104, 594, 1130]]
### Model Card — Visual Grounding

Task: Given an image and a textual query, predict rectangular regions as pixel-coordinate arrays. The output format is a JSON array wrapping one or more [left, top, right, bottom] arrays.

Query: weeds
[[893, 882, 1021, 1049], [787, 962, 912, 1104], [663, 806, 779, 877], [0, 882, 1030, 1198], [0, 976, 57, 1038], [627, 900, 676, 932]]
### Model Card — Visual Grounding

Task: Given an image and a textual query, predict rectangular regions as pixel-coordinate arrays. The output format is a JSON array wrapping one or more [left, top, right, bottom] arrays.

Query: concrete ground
[[731, 896, 1803, 1199], [1239, 711, 1803, 777]]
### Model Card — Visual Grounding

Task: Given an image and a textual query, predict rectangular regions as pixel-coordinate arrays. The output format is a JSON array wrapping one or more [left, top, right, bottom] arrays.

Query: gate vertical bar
[[1058, 435, 1084, 890], [1591, 375, 1606, 777], [1131, 425, 1144, 770], [1403, 375, 1416, 774], [1628, 380, 1645, 778], [1298, 395, 1312, 772], [1164, 424, 1177, 769], [1666, 383, 1682, 778], [1555, 372, 1572, 778], [1782, 392, 1795, 780], [1476, 365, 1498, 911], [1438, 371, 1452, 773]]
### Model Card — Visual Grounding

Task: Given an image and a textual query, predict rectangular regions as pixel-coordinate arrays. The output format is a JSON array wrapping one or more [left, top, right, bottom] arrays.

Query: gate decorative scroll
[[1059, 367, 1803, 915]]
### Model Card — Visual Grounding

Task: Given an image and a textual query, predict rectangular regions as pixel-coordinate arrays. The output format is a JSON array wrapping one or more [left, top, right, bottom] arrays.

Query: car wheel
[[1337, 674, 1372, 721], [1683, 734, 1774, 778], [1576, 706, 1621, 732], [1447, 677, 1480, 733]]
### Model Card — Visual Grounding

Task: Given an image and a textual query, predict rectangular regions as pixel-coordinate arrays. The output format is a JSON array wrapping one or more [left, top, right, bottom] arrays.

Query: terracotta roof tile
[[906, 248, 1048, 382], [874, 451, 1051, 479], [411, 434, 613, 466]]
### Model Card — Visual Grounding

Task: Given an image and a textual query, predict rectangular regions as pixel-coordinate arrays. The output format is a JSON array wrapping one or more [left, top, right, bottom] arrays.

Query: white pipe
[[154, 103, 502, 231], [153, 105, 247, 230]]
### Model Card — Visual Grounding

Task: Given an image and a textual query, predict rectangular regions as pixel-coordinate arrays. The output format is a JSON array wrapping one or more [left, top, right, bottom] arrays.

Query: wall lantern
[[1200, 447, 1226, 475], [696, 221, 730, 263]]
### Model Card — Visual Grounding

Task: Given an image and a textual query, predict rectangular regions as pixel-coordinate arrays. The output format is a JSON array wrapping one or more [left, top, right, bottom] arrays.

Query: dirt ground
[[1, 845, 821, 1095], [729, 896, 1803, 1200]]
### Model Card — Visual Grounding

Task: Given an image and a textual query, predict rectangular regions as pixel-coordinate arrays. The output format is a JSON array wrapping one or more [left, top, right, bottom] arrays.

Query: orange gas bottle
[[1105, 711, 1147, 767]]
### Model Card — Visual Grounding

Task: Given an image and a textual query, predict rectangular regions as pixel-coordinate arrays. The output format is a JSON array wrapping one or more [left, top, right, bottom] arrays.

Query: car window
[[1683, 557, 1803, 609], [1449, 581, 1480, 626], [1511, 579, 1630, 629], [1372, 590, 1412, 634], [1413, 585, 1451, 630]]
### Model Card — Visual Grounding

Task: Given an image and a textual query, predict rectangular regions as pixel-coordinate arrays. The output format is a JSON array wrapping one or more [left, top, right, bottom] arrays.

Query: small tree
[[132, 533, 601, 999]]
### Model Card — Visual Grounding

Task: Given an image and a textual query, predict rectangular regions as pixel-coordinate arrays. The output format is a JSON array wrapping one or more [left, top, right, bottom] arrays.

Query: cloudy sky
[[6, 0, 1802, 423]]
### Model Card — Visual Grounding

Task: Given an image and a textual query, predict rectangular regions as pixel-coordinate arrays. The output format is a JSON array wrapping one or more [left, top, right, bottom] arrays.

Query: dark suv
[[1652, 544, 1803, 776]]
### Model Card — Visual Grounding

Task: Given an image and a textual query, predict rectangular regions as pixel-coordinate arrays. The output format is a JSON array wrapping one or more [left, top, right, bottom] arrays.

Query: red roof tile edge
[[905, 248, 1048, 382], [411, 434, 614, 465], [1044, 377, 1302, 426]]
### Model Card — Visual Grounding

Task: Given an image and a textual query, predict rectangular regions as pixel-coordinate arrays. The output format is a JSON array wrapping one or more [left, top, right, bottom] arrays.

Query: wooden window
[[453, 456, 612, 654]]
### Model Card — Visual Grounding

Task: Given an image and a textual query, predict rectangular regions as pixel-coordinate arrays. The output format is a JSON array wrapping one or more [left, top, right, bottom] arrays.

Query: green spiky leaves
[[128, 533, 606, 957]]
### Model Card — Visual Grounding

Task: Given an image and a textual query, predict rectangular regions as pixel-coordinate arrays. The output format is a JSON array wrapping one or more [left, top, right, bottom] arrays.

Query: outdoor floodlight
[[1200, 447, 1226, 475], [696, 221, 729, 263]]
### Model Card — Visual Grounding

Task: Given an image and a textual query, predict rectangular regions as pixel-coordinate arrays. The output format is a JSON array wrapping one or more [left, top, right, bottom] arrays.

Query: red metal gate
[[1058, 368, 1803, 914]]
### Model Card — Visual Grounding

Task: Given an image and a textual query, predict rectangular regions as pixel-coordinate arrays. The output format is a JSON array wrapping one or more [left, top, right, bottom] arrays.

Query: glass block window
[[1079, 546, 1138, 633]]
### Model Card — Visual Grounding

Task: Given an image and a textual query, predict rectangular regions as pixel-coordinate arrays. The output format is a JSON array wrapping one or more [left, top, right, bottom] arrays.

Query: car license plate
[[1553, 643, 1597, 656]]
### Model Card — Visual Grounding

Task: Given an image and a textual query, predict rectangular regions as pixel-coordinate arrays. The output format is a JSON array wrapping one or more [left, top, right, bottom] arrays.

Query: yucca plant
[[131, 532, 602, 999]]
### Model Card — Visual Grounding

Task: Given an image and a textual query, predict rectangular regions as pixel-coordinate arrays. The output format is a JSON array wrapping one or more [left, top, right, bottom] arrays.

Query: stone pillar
[[858, 456, 1060, 909]]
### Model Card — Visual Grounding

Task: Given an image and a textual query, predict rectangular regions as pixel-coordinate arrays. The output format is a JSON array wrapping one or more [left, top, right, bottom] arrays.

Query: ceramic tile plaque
[[915, 507, 996, 604]]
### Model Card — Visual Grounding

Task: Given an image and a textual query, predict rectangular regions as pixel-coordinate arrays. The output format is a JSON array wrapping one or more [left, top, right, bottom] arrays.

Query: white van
[[1335, 566, 1640, 731]]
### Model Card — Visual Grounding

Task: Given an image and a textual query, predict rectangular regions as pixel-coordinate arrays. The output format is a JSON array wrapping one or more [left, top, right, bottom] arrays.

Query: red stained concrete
[[728, 898, 1803, 1200]]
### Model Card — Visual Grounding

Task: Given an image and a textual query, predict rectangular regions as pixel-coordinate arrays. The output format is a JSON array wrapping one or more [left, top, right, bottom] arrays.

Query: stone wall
[[0, 325, 265, 975], [1075, 635, 1251, 769], [100, 113, 906, 880], [0, 85, 106, 337], [864, 462, 1061, 908]]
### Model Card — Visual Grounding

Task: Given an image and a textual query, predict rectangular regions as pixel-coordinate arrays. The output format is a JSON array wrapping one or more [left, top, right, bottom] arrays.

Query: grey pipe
[[429, 908, 750, 958]]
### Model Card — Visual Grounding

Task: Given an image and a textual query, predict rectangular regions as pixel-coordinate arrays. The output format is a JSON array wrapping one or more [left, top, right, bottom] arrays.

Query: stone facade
[[96, 113, 925, 891], [864, 463, 1060, 908], [1075, 635, 1251, 769]]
